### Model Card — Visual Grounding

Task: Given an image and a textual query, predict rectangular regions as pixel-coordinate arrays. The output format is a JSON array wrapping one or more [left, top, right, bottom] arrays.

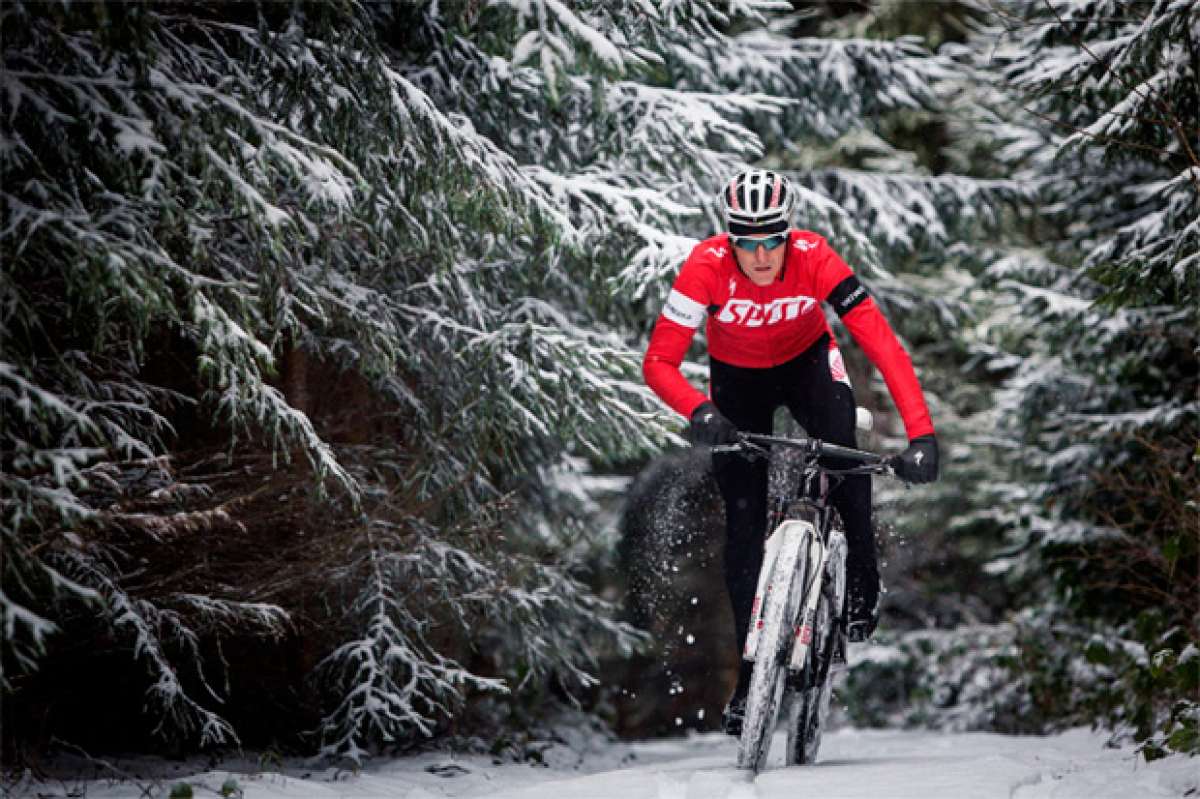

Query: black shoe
[[846, 617, 877, 643], [830, 629, 848, 669], [722, 695, 746, 737], [846, 576, 881, 643], [846, 599, 879, 642]]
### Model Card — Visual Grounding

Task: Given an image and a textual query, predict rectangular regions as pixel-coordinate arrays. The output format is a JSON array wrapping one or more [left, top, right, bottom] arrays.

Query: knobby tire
[[736, 532, 808, 772], [785, 593, 834, 765], [735, 581, 793, 768], [736, 591, 787, 772]]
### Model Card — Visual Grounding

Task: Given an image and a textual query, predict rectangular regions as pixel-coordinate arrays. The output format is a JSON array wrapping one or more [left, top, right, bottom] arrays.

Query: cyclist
[[642, 169, 939, 735]]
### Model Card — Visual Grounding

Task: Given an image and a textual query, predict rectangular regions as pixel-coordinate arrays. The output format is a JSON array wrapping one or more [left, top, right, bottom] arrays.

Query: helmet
[[719, 170, 794, 235]]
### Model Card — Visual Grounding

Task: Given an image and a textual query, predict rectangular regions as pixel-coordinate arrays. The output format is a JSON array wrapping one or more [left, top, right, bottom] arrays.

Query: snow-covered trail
[[29, 727, 1196, 799], [475, 728, 1194, 799]]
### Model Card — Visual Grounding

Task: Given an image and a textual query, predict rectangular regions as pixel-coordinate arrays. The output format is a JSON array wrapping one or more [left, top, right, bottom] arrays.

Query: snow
[[15, 728, 1196, 799], [543, 0, 624, 68]]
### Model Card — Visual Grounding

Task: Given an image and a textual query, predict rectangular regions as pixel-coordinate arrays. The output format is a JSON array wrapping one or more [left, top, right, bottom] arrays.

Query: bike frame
[[716, 433, 888, 772]]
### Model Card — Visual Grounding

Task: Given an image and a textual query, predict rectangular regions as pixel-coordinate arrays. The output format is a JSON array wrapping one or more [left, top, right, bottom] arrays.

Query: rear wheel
[[785, 532, 846, 765], [784, 593, 835, 764]]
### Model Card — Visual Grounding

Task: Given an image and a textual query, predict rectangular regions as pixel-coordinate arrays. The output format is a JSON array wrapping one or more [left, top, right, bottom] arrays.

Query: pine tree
[[0, 0, 695, 757], [960, 0, 1199, 756]]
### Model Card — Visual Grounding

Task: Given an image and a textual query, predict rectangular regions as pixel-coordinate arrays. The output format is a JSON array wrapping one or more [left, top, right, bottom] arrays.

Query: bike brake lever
[[710, 435, 768, 458], [738, 433, 770, 453]]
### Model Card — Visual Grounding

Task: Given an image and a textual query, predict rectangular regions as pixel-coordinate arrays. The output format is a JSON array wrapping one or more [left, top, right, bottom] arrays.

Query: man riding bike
[[642, 169, 939, 735]]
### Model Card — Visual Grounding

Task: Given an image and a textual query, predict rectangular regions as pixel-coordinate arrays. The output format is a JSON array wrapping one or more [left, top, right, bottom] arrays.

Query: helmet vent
[[720, 170, 794, 235]]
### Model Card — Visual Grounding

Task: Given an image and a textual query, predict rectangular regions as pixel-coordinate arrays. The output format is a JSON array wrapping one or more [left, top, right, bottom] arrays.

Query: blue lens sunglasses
[[730, 233, 788, 252]]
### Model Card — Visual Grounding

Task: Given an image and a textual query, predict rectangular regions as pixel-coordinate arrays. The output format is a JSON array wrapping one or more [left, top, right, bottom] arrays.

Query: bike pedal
[[830, 636, 848, 671], [786, 667, 823, 691]]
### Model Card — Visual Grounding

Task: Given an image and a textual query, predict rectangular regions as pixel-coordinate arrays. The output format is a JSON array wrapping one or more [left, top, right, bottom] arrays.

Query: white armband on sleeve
[[661, 289, 707, 329]]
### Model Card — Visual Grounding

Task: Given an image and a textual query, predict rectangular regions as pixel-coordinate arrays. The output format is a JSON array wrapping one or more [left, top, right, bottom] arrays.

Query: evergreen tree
[[793, 1, 1197, 757], [960, 0, 1198, 756], [0, 0, 725, 757]]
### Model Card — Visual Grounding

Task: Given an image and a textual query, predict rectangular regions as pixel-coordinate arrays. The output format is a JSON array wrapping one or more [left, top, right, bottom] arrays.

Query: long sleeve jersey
[[642, 230, 935, 441]]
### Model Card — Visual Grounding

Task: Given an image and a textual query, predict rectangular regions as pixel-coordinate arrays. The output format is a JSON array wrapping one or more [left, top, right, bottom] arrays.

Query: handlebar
[[711, 432, 893, 475]]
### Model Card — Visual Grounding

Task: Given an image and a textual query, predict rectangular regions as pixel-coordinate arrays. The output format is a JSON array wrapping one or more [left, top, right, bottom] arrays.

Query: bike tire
[[784, 593, 834, 765], [737, 528, 810, 772], [735, 585, 788, 772]]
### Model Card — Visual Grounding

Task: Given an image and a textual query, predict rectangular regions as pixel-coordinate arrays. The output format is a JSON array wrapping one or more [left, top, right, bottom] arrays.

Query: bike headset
[[718, 434, 891, 488], [720, 169, 796, 236]]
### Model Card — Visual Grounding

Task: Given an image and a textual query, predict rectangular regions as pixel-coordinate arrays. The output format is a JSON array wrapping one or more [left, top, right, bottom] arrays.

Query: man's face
[[731, 233, 788, 286]]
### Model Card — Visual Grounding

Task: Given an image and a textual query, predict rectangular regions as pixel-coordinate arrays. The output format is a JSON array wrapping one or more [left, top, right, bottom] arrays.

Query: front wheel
[[736, 526, 812, 772], [735, 579, 790, 772]]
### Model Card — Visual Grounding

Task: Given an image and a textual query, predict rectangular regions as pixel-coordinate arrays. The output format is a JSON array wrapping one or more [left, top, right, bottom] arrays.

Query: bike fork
[[744, 520, 814, 662]]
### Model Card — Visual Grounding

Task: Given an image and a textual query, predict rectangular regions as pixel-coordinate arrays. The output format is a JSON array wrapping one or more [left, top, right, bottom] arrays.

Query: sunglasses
[[730, 233, 788, 252]]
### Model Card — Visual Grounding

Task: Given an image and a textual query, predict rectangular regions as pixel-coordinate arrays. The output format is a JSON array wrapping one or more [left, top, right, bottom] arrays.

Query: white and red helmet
[[719, 169, 795, 235]]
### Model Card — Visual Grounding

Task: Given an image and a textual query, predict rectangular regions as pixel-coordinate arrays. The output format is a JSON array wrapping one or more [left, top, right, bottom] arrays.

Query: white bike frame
[[727, 431, 880, 773]]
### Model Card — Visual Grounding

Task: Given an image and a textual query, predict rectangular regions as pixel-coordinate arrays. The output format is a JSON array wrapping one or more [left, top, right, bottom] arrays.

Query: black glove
[[891, 434, 939, 483], [689, 401, 739, 446]]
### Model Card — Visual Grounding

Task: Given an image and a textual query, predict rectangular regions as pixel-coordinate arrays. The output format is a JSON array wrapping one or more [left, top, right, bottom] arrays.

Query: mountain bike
[[715, 432, 892, 772]]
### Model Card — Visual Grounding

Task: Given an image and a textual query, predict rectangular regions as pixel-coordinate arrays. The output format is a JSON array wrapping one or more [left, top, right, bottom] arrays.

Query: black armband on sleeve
[[827, 275, 869, 317]]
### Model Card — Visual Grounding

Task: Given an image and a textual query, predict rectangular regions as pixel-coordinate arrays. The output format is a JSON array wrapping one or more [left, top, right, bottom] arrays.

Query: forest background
[[2, 0, 1196, 770]]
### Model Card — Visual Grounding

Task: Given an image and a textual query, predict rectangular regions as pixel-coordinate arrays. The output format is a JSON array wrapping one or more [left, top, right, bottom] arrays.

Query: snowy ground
[[10, 727, 1197, 799]]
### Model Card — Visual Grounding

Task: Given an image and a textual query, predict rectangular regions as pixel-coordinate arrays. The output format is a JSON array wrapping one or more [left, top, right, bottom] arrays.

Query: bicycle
[[713, 432, 893, 772]]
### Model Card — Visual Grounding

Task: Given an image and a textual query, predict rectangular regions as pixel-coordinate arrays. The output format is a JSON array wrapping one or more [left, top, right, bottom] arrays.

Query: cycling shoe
[[722, 695, 746, 737]]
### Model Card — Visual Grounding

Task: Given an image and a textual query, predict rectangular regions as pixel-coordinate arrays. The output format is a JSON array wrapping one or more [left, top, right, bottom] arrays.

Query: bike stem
[[740, 433, 884, 465]]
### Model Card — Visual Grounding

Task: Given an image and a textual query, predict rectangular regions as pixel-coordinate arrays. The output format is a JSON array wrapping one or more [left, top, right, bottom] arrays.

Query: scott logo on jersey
[[716, 295, 818, 327]]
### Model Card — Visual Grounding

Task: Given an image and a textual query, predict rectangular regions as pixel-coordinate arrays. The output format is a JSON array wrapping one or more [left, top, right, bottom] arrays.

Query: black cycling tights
[[710, 334, 877, 697]]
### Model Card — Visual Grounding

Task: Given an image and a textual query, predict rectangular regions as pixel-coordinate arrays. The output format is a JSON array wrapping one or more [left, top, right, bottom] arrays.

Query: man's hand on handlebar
[[700, 422, 940, 479], [890, 434, 939, 483], [689, 401, 739, 445], [696, 425, 938, 483]]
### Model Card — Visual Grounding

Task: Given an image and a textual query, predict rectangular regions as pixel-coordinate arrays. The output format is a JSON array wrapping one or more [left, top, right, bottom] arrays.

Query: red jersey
[[643, 230, 935, 440]]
